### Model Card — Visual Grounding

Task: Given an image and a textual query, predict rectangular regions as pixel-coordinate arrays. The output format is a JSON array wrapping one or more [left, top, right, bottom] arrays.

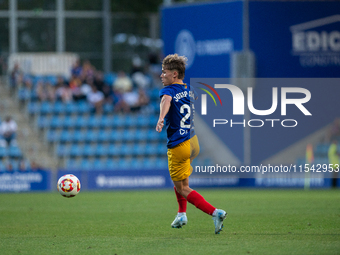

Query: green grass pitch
[[0, 189, 339, 255]]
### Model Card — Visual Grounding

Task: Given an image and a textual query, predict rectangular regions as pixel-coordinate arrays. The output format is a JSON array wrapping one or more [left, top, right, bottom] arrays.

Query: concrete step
[[0, 77, 59, 171]]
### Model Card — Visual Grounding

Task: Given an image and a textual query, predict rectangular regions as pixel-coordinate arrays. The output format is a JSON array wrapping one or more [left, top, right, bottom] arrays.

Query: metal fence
[[0, 0, 161, 75]]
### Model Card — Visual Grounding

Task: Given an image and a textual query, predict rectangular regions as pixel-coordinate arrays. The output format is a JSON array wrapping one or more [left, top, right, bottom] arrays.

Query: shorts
[[167, 135, 200, 181]]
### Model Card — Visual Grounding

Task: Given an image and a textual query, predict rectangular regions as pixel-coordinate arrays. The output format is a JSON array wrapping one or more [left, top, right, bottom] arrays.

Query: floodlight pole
[[56, 0, 65, 53], [9, 0, 18, 54], [103, 0, 112, 73]]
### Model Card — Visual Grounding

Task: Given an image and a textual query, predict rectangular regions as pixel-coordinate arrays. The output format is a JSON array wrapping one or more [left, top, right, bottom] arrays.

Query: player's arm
[[156, 94, 172, 132]]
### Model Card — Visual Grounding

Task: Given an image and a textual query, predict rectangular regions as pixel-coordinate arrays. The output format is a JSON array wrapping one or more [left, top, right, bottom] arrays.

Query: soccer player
[[155, 54, 227, 234]]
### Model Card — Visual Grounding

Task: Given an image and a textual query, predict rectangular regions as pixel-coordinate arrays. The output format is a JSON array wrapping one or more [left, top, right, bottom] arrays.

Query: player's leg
[[171, 185, 188, 228], [174, 178, 227, 234]]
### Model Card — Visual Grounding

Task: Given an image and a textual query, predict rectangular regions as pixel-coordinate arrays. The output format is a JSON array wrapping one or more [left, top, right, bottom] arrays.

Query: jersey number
[[180, 104, 190, 128]]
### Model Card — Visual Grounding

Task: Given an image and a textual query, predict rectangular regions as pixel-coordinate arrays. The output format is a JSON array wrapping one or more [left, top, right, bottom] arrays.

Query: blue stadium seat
[[93, 159, 108, 170], [145, 144, 158, 156], [125, 115, 138, 127], [69, 144, 83, 157], [56, 144, 71, 157], [136, 115, 149, 127], [133, 144, 146, 156], [135, 130, 148, 142], [77, 101, 91, 114], [53, 101, 67, 115], [59, 130, 71, 143], [84, 130, 100, 143], [157, 144, 167, 155], [110, 130, 123, 142], [40, 102, 53, 115], [37, 116, 50, 129], [120, 144, 134, 156], [103, 103, 114, 113], [46, 130, 60, 143], [113, 115, 125, 127], [101, 116, 114, 128], [123, 130, 136, 142], [44, 75, 57, 85], [130, 158, 144, 170], [50, 116, 64, 129], [147, 129, 159, 141], [75, 116, 90, 129], [118, 159, 130, 170], [0, 161, 6, 171], [8, 146, 23, 158], [106, 159, 119, 170], [97, 131, 111, 143], [65, 158, 81, 170], [108, 145, 120, 157], [27, 102, 40, 115], [80, 159, 94, 171], [72, 131, 86, 143], [88, 116, 102, 129], [143, 158, 157, 169], [155, 159, 168, 169], [95, 144, 110, 157], [0, 147, 8, 158]]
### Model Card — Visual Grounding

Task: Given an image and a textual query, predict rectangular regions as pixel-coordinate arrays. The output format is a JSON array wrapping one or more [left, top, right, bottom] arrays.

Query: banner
[[0, 170, 50, 192]]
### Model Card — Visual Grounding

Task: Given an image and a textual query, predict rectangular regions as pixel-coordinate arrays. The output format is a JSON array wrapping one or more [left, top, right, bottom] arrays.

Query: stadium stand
[[12, 70, 340, 172]]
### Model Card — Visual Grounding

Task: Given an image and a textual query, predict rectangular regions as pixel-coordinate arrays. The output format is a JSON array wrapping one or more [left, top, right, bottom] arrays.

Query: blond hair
[[162, 54, 187, 80]]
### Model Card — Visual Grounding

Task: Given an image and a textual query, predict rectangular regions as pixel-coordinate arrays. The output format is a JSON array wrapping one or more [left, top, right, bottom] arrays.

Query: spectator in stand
[[29, 160, 43, 172], [0, 116, 18, 147], [56, 83, 73, 103], [69, 76, 86, 101], [113, 71, 133, 94], [94, 71, 112, 102], [80, 60, 95, 82], [9, 62, 23, 93], [81, 77, 94, 98], [131, 71, 151, 90], [87, 85, 104, 115], [36, 81, 55, 102], [5, 161, 14, 172], [19, 159, 28, 172], [119, 87, 150, 113], [71, 59, 82, 78]]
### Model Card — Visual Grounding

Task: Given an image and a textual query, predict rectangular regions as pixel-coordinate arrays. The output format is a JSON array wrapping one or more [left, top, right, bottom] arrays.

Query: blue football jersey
[[159, 83, 196, 148]]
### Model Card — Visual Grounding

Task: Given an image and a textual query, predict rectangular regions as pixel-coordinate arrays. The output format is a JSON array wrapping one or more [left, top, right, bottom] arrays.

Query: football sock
[[174, 186, 187, 213], [187, 190, 216, 215]]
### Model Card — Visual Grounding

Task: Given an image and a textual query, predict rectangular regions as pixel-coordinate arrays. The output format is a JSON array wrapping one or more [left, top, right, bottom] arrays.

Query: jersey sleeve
[[159, 86, 173, 98]]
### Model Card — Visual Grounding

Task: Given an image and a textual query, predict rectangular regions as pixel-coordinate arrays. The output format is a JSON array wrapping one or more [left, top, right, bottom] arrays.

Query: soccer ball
[[57, 174, 81, 198]]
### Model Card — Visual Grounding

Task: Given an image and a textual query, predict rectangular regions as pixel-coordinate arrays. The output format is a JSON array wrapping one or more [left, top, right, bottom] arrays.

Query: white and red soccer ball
[[57, 174, 81, 197]]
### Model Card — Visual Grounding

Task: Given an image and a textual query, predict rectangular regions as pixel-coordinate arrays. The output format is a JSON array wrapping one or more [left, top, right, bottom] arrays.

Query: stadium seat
[[120, 144, 134, 156], [40, 102, 53, 115], [135, 130, 148, 142], [95, 144, 110, 157], [8, 146, 23, 158], [145, 144, 158, 156], [133, 143, 146, 156], [69, 144, 83, 157], [80, 159, 94, 171], [108, 144, 120, 157], [0, 147, 8, 158], [56, 144, 71, 157], [123, 130, 136, 142], [110, 130, 123, 142]]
